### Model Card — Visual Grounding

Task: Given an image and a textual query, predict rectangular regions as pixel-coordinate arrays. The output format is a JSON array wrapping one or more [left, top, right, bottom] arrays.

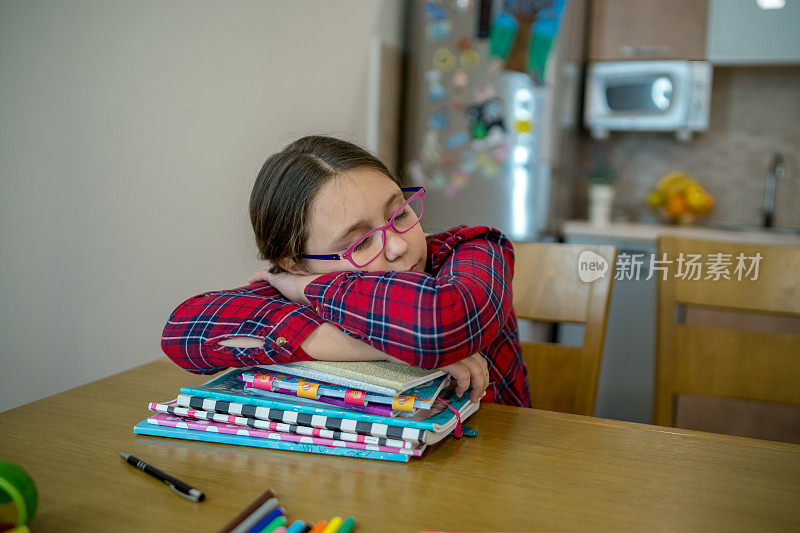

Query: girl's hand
[[248, 263, 319, 304], [438, 353, 489, 404]]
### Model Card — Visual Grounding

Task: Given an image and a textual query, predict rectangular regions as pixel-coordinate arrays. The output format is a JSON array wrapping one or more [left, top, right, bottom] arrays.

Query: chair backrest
[[654, 236, 800, 434], [512, 242, 617, 416]]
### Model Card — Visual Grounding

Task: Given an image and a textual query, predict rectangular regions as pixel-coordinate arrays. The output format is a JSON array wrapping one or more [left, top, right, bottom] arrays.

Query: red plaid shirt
[[161, 225, 530, 406]]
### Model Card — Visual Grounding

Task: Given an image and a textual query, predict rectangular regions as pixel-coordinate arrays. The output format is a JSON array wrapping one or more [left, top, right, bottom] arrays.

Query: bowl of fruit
[[647, 171, 714, 224]]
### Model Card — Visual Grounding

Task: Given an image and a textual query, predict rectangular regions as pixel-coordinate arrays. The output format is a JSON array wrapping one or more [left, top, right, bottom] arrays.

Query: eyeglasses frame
[[300, 186, 425, 269]]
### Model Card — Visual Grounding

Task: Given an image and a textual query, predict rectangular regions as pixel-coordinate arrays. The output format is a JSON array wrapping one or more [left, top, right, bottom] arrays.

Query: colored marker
[[258, 515, 287, 533], [308, 521, 327, 533], [218, 488, 276, 533], [246, 507, 284, 533], [285, 521, 308, 533], [321, 517, 342, 533], [337, 517, 356, 533], [230, 498, 279, 533]]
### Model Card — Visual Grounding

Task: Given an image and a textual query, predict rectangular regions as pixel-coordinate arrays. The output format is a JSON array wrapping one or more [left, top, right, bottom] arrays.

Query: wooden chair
[[654, 236, 800, 443], [512, 242, 617, 416]]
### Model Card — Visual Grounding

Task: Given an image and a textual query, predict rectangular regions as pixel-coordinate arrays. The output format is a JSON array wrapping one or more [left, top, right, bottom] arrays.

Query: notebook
[[240, 369, 451, 412], [148, 400, 413, 449], [178, 368, 479, 445], [140, 413, 426, 457], [133, 418, 415, 462], [257, 360, 445, 397], [179, 368, 479, 432]]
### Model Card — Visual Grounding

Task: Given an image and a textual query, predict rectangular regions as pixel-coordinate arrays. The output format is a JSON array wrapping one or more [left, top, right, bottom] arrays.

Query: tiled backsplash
[[583, 66, 800, 229]]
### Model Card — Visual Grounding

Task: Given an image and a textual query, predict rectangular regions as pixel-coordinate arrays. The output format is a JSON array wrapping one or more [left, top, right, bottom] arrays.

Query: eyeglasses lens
[[350, 230, 386, 267], [392, 196, 424, 232], [350, 193, 424, 268]]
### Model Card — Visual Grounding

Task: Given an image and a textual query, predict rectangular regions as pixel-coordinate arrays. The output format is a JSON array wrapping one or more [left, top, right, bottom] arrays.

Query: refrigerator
[[401, 0, 587, 241]]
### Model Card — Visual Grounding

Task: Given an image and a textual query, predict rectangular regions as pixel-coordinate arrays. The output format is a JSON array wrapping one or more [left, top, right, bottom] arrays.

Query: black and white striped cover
[[175, 394, 426, 444], [150, 400, 415, 449]]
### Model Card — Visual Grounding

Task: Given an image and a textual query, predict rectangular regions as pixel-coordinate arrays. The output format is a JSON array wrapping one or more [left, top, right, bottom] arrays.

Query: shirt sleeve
[[160, 282, 323, 374], [303, 227, 515, 369]]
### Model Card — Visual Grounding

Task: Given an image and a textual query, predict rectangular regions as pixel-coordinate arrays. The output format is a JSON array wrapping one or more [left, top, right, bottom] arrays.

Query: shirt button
[[275, 336, 288, 347]]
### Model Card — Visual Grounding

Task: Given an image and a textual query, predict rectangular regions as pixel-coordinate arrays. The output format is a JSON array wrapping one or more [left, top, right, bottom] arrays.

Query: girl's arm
[[303, 227, 515, 369], [161, 283, 393, 374], [162, 272, 492, 400]]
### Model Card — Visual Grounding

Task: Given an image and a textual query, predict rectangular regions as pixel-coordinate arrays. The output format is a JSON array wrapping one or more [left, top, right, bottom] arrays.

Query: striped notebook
[[148, 400, 414, 449]]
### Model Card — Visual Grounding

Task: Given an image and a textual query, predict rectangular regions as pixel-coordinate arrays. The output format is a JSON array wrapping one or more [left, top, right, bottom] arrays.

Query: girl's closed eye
[[352, 236, 372, 252]]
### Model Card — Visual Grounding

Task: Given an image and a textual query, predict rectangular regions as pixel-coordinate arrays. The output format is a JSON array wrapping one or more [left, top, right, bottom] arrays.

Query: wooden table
[[1, 359, 799, 532]]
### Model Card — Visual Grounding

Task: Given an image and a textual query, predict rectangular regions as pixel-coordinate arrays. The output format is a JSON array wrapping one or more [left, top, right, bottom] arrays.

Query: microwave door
[[605, 76, 674, 113]]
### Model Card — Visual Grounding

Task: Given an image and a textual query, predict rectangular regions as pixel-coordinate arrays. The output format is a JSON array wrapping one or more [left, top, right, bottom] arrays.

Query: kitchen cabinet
[[587, 0, 708, 61], [706, 0, 800, 65]]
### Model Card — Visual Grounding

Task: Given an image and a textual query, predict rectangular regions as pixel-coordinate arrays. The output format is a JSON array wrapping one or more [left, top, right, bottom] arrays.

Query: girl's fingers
[[447, 362, 471, 397], [464, 354, 489, 403]]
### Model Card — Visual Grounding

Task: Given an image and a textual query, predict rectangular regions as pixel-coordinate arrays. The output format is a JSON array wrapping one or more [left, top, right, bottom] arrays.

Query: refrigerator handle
[[477, 0, 493, 39]]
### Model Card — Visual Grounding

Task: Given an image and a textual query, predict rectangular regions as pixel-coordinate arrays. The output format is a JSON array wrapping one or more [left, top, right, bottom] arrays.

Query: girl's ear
[[278, 257, 310, 275]]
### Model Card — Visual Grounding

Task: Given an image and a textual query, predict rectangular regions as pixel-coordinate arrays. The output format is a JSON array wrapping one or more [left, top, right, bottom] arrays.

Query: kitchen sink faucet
[[763, 152, 785, 228]]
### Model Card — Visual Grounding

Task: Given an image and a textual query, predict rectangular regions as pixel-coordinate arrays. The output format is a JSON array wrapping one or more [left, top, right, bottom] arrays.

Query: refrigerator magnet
[[447, 131, 469, 150], [425, 70, 446, 101], [453, 170, 469, 186], [452, 69, 469, 88], [449, 97, 466, 113], [427, 110, 450, 131], [430, 172, 447, 191], [407, 160, 429, 188], [422, 131, 443, 165], [460, 49, 481, 70], [424, 2, 447, 21], [455, 0, 473, 11], [473, 82, 496, 102], [426, 20, 452, 42], [460, 151, 477, 174], [432, 48, 456, 71]]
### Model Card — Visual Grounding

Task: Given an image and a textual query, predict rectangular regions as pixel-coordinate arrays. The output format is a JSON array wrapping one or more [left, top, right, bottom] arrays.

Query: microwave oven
[[584, 61, 712, 141]]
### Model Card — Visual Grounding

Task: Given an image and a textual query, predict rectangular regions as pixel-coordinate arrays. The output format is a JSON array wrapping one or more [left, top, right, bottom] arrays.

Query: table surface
[[1, 359, 799, 533]]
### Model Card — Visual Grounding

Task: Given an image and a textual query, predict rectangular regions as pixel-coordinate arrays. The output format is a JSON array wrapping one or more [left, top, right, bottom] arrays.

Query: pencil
[[217, 488, 276, 533]]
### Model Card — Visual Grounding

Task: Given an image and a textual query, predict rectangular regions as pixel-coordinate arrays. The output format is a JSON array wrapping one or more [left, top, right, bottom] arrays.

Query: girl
[[161, 135, 530, 407]]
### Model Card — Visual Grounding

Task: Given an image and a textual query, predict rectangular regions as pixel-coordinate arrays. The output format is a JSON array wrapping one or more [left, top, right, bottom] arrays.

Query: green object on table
[[338, 516, 356, 533], [0, 462, 38, 526], [259, 515, 287, 533]]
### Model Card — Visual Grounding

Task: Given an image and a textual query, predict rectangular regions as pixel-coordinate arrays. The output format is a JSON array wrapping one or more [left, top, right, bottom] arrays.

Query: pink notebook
[[144, 412, 426, 457]]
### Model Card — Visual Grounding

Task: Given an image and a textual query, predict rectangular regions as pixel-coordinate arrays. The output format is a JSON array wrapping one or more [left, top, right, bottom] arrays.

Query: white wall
[[0, 0, 404, 411]]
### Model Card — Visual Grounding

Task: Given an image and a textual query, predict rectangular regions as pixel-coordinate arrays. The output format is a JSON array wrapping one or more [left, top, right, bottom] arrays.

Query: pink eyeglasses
[[301, 186, 425, 269]]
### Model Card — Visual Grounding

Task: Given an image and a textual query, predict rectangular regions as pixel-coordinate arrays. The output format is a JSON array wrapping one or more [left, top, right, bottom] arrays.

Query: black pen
[[120, 452, 205, 502]]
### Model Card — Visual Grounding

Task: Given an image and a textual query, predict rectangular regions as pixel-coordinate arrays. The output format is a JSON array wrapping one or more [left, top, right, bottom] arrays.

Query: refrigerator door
[[401, 0, 556, 241]]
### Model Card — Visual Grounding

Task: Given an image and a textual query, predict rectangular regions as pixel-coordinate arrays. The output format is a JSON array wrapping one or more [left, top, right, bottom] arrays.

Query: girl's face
[[296, 167, 428, 275]]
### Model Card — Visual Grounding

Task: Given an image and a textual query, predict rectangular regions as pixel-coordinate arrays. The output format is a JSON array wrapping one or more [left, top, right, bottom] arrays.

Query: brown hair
[[249, 135, 398, 273]]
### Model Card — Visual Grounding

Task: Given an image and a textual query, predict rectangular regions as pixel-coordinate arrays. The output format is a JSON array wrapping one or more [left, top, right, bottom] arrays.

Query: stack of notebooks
[[134, 360, 480, 462]]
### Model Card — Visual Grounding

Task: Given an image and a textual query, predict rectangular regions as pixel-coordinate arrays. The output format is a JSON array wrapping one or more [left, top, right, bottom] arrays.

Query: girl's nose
[[383, 229, 409, 263]]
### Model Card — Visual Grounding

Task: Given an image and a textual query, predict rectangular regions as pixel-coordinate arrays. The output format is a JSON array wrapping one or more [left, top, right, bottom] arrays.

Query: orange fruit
[[664, 193, 687, 219]]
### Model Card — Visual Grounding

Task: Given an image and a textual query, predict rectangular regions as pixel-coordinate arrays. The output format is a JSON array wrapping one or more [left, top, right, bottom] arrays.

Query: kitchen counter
[[562, 220, 800, 245]]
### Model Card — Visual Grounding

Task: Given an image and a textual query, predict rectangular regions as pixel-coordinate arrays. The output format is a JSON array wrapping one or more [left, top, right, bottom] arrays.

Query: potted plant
[[587, 156, 616, 226]]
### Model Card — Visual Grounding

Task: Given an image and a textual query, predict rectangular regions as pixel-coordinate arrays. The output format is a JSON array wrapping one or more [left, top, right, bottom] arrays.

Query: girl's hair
[[249, 135, 398, 274]]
